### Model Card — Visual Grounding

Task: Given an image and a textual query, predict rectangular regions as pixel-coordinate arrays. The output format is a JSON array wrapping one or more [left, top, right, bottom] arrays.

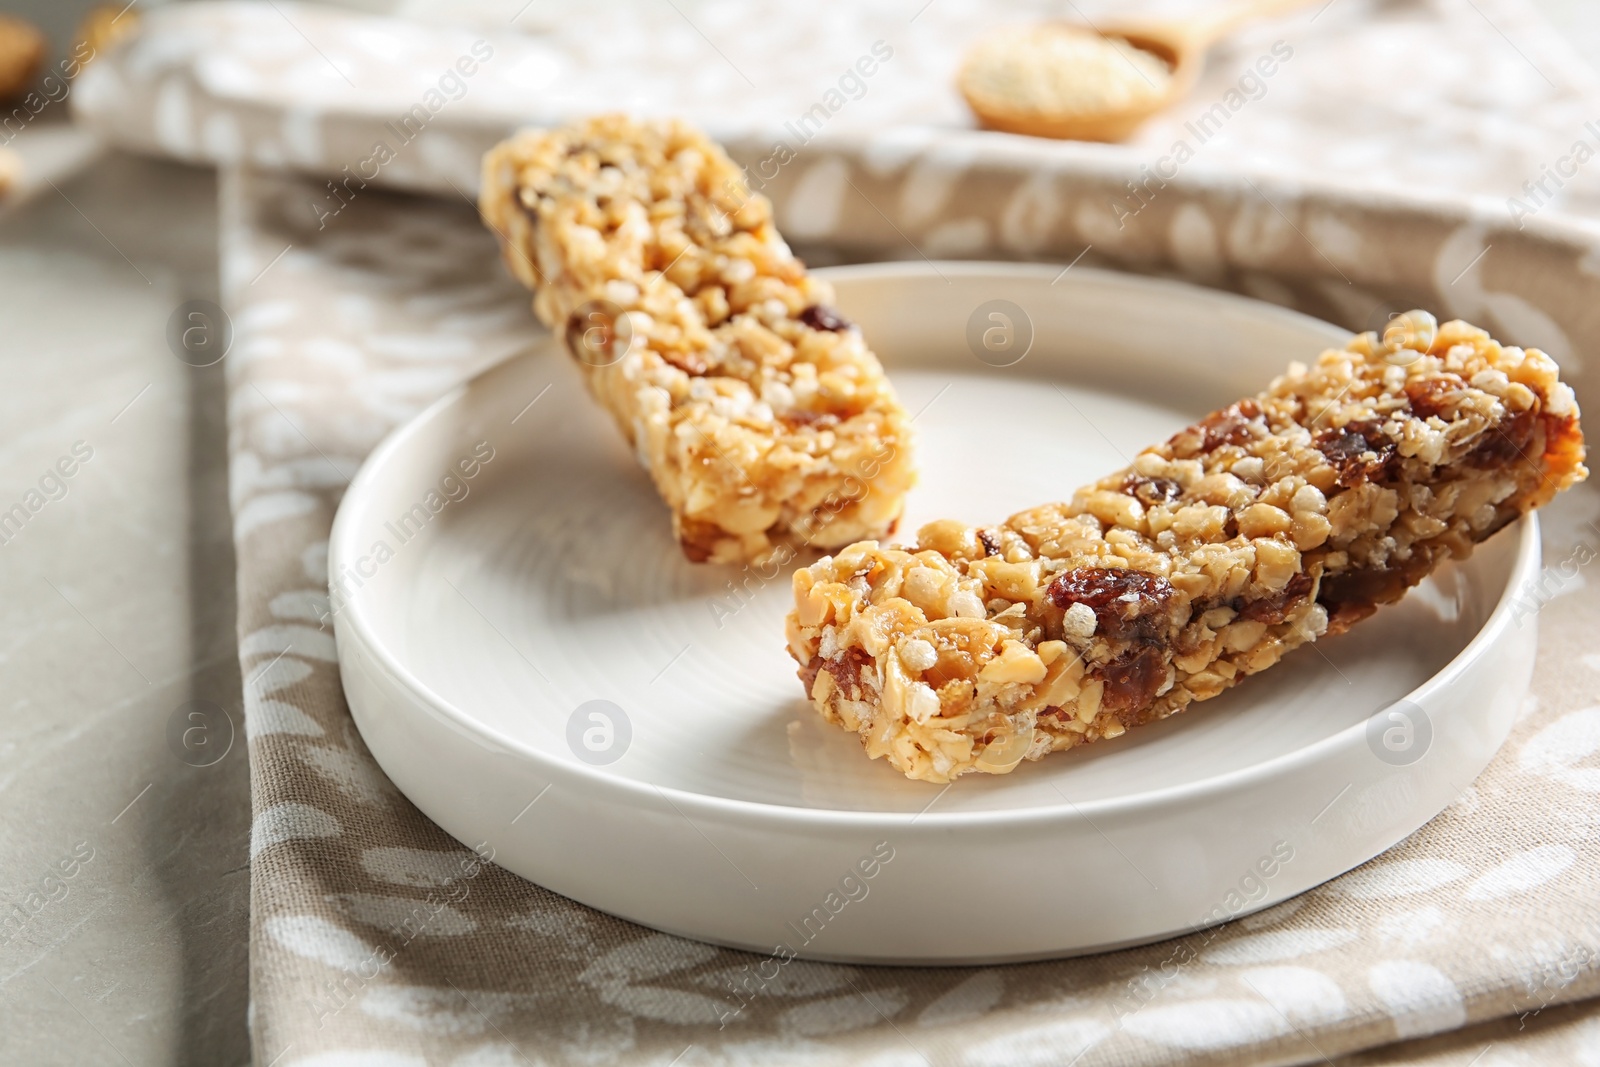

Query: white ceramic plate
[[332, 263, 1539, 964]]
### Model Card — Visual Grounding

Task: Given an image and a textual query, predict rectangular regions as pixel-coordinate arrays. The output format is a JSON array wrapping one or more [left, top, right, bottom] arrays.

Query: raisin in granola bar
[[480, 115, 914, 563], [786, 313, 1587, 783]]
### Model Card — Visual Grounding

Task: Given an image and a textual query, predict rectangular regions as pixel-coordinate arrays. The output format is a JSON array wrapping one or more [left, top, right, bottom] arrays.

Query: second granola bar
[[480, 115, 915, 563]]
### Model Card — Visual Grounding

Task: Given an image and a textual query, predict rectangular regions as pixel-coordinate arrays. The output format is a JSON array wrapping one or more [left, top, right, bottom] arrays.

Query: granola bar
[[786, 313, 1587, 783], [480, 115, 915, 563]]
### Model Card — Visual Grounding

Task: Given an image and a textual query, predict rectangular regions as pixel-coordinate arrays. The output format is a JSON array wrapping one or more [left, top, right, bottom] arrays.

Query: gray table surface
[[0, 141, 248, 1062], [1, 1, 1597, 1064]]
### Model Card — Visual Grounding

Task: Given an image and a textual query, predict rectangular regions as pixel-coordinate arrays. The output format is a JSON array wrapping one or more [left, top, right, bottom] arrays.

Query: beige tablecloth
[[225, 160, 1600, 1067], [78, 0, 1600, 1062]]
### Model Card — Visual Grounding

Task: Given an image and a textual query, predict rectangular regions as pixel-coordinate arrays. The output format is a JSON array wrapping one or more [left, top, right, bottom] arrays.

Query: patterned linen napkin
[[75, 0, 1600, 220], [224, 142, 1600, 1064]]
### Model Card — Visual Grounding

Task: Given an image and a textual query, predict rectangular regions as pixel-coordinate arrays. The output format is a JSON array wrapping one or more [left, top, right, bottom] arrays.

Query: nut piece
[[74, 6, 141, 75], [0, 146, 20, 199], [0, 15, 45, 101]]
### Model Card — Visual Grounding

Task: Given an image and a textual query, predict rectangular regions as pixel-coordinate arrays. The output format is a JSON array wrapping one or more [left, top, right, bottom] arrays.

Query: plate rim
[[331, 260, 1542, 829]]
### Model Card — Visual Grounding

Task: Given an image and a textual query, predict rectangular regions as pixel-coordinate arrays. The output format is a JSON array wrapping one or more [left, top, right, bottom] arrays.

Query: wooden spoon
[[959, 0, 1319, 142]]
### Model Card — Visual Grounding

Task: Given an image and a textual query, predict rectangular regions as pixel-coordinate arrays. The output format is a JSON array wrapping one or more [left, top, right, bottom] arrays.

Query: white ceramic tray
[[331, 263, 1538, 964]]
